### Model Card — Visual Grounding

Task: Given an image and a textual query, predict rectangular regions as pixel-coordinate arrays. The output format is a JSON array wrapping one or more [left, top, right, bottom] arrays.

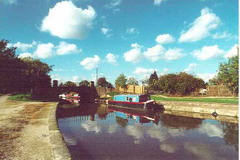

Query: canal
[[57, 101, 238, 160]]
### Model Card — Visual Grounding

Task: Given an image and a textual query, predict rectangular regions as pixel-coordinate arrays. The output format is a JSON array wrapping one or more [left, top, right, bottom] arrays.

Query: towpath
[[0, 95, 69, 160]]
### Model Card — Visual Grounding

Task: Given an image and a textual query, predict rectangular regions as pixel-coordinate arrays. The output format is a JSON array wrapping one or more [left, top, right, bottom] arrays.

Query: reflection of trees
[[116, 116, 128, 128], [222, 122, 238, 151], [160, 114, 202, 130]]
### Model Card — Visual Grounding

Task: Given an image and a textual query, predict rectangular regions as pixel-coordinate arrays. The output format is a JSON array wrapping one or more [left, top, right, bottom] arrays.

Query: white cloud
[[41, 1, 96, 39], [124, 43, 143, 63], [192, 45, 224, 60], [33, 43, 54, 59], [133, 67, 157, 79], [56, 41, 82, 55], [125, 125, 144, 144], [18, 52, 33, 59], [106, 53, 118, 65], [184, 63, 197, 73], [198, 122, 223, 138], [154, 0, 167, 6], [197, 73, 216, 82], [156, 34, 175, 44], [164, 48, 184, 60], [51, 74, 62, 81], [105, 0, 122, 9], [126, 28, 139, 34], [179, 8, 221, 43], [101, 27, 112, 37], [8, 41, 36, 52], [144, 44, 165, 62], [80, 55, 101, 70], [72, 76, 80, 82], [212, 31, 238, 40], [0, 0, 17, 4], [159, 68, 169, 76], [224, 44, 238, 58]]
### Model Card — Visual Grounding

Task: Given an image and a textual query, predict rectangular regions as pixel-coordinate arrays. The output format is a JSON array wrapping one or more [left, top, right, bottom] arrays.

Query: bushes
[[157, 72, 205, 96], [8, 94, 32, 101]]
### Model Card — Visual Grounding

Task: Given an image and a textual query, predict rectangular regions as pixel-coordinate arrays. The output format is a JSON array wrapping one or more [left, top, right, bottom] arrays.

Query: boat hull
[[107, 100, 155, 109]]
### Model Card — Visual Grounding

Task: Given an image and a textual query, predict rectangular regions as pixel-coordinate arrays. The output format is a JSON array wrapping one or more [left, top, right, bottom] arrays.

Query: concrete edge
[[48, 103, 72, 160]]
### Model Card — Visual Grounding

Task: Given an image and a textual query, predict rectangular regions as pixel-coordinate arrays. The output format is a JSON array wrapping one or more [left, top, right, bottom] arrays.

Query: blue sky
[[0, 0, 238, 84]]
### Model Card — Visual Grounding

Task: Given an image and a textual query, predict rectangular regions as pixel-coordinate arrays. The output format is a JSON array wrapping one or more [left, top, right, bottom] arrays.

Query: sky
[[0, 0, 238, 85]]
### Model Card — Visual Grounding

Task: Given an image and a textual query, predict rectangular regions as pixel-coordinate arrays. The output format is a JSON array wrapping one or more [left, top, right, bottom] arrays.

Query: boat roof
[[114, 94, 147, 97]]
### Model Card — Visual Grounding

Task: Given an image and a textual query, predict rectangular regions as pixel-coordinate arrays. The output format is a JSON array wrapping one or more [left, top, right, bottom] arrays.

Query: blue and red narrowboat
[[106, 94, 155, 109]]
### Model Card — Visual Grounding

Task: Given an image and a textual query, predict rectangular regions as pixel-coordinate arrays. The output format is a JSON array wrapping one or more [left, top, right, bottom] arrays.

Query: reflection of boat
[[107, 94, 156, 109], [59, 92, 80, 100], [108, 105, 161, 125]]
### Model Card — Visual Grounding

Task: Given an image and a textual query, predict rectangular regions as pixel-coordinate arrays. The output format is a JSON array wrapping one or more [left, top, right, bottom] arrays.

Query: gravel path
[[0, 95, 57, 160]]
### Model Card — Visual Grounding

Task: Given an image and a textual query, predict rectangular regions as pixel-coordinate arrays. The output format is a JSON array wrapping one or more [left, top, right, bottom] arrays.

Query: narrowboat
[[106, 94, 155, 109]]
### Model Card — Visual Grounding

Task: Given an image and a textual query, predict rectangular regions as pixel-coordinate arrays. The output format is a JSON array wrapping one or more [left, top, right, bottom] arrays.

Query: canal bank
[[157, 101, 238, 120], [0, 95, 71, 160]]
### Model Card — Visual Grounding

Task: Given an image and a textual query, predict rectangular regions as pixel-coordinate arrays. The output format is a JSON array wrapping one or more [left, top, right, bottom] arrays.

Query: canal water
[[57, 101, 238, 160]]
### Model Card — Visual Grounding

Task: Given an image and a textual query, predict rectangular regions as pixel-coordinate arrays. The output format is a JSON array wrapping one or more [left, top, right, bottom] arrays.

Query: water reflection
[[57, 101, 238, 160]]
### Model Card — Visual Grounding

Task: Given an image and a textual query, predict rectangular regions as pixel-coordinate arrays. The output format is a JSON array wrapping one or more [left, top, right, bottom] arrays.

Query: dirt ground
[[0, 95, 57, 160]]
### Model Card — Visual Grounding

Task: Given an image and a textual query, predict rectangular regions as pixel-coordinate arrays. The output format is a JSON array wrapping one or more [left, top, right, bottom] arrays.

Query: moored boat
[[106, 94, 156, 109]]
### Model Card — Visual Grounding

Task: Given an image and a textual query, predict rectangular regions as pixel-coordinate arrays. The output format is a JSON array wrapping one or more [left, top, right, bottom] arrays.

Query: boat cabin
[[113, 94, 150, 103]]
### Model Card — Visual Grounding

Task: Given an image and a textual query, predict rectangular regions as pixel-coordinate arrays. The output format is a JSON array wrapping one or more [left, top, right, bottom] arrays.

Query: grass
[[8, 94, 33, 101], [151, 95, 239, 104]]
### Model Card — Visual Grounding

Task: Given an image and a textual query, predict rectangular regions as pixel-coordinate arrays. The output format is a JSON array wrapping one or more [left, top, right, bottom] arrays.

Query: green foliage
[[148, 71, 158, 90], [218, 55, 239, 95], [127, 77, 139, 85], [115, 74, 127, 88], [79, 80, 90, 87], [0, 39, 52, 93], [97, 77, 113, 88], [157, 72, 205, 95], [63, 81, 77, 87], [8, 94, 32, 101]]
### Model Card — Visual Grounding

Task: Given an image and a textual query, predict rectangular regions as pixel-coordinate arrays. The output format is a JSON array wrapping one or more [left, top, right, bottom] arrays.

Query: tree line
[[0, 40, 52, 93]]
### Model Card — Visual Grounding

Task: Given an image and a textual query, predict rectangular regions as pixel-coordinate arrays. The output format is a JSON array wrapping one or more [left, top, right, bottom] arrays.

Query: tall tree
[[217, 55, 239, 95], [148, 71, 159, 90], [115, 74, 127, 88], [63, 81, 77, 87], [97, 77, 113, 88], [127, 77, 139, 85]]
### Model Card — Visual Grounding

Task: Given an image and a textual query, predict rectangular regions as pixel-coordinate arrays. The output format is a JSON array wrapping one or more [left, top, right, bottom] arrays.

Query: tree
[[115, 74, 127, 88], [217, 55, 239, 95], [158, 72, 205, 95], [148, 71, 158, 90], [127, 77, 138, 85], [63, 81, 77, 87], [97, 77, 108, 87], [79, 80, 90, 87]]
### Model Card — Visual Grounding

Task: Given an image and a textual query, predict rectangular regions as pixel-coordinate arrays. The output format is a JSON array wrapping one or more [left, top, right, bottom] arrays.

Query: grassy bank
[[8, 94, 33, 101], [151, 95, 238, 104]]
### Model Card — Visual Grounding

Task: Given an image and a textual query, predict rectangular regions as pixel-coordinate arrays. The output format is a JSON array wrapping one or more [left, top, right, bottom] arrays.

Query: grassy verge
[[151, 95, 238, 104], [8, 94, 33, 101]]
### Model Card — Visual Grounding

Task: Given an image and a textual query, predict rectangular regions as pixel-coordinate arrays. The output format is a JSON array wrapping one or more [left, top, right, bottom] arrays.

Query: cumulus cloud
[[133, 67, 157, 78], [125, 125, 144, 144], [154, 0, 167, 6], [105, 0, 122, 9], [197, 73, 216, 82], [80, 55, 101, 70], [124, 43, 143, 63], [18, 52, 33, 59], [179, 8, 221, 43], [198, 122, 223, 138], [31, 41, 81, 59], [192, 45, 224, 60], [81, 120, 101, 133], [164, 48, 184, 60], [41, 1, 97, 39], [156, 34, 175, 44], [106, 53, 118, 65], [101, 27, 112, 37], [8, 41, 36, 52], [33, 43, 54, 59], [224, 44, 238, 58], [72, 76, 80, 82], [56, 41, 82, 55], [184, 63, 197, 73], [144, 44, 165, 62]]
